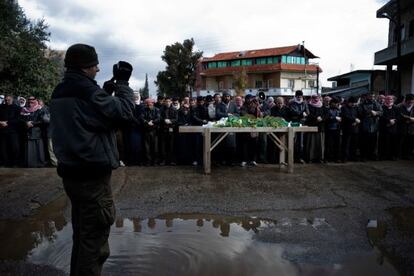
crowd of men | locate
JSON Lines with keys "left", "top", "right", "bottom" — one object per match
{"left": 0, "top": 95, "right": 54, "bottom": 168}
{"left": 117, "top": 90, "right": 414, "bottom": 167}
{"left": 1, "top": 90, "right": 414, "bottom": 168}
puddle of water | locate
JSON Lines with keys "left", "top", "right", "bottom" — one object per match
{"left": 0, "top": 195, "right": 68, "bottom": 260}
{"left": 0, "top": 201, "right": 403, "bottom": 276}
{"left": 388, "top": 207, "right": 414, "bottom": 234}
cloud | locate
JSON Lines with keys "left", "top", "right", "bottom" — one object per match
{"left": 20, "top": 0, "right": 389, "bottom": 96}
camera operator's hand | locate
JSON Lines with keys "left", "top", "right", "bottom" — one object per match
{"left": 113, "top": 61, "right": 133, "bottom": 82}
{"left": 103, "top": 78, "right": 116, "bottom": 94}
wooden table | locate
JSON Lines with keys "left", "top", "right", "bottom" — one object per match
{"left": 179, "top": 126, "right": 317, "bottom": 174}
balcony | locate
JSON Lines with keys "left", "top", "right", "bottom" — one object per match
{"left": 374, "top": 37, "right": 414, "bottom": 65}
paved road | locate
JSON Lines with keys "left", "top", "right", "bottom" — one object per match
{"left": 0, "top": 161, "right": 413, "bottom": 275}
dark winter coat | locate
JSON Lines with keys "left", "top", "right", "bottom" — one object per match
{"left": 140, "top": 107, "right": 161, "bottom": 130}
{"left": 289, "top": 101, "right": 309, "bottom": 123}
{"left": 270, "top": 106, "right": 290, "bottom": 120}
{"left": 0, "top": 104, "right": 21, "bottom": 134}
{"left": 50, "top": 69, "right": 134, "bottom": 178}
{"left": 160, "top": 105, "right": 178, "bottom": 131}
{"left": 380, "top": 105, "right": 399, "bottom": 134}
{"left": 306, "top": 105, "right": 327, "bottom": 132}
{"left": 191, "top": 105, "right": 208, "bottom": 126}
{"left": 177, "top": 110, "right": 192, "bottom": 126}
{"left": 358, "top": 100, "right": 383, "bottom": 133}
{"left": 341, "top": 104, "right": 360, "bottom": 134}
{"left": 215, "top": 102, "right": 228, "bottom": 120}
{"left": 398, "top": 104, "right": 414, "bottom": 135}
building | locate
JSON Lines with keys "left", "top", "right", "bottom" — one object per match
{"left": 195, "top": 45, "right": 322, "bottom": 97}
{"left": 374, "top": 0, "right": 414, "bottom": 96}
{"left": 325, "top": 70, "right": 398, "bottom": 98}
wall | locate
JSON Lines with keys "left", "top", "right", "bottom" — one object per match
{"left": 372, "top": 73, "right": 386, "bottom": 93}
{"left": 205, "top": 77, "right": 217, "bottom": 90}
{"left": 401, "top": 62, "right": 413, "bottom": 95}
{"left": 248, "top": 74, "right": 264, "bottom": 88}
{"left": 280, "top": 72, "right": 317, "bottom": 90}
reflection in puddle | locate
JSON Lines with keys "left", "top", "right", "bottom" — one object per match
{"left": 0, "top": 202, "right": 403, "bottom": 276}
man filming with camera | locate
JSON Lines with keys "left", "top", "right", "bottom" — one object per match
{"left": 50, "top": 43, "right": 134, "bottom": 276}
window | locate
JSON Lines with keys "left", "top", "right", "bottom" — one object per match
{"left": 255, "top": 80, "right": 263, "bottom": 88}
{"left": 255, "top": 58, "right": 267, "bottom": 65}
{"left": 231, "top": 60, "right": 241, "bottom": 67}
{"left": 217, "top": 61, "right": 227, "bottom": 68}
{"left": 273, "top": 57, "right": 279, "bottom": 63}
{"left": 218, "top": 81, "right": 224, "bottom": 89}
{"left": 267, "top": 57, "right": 273, "bottom": 64}
{"left": 288, "top": 79, "right": 294, "bottom": 89}
{"left": 208, "top": 62, "right": 217, "bottom": 68}
{"left": 308, "top": 80, "right": 315, "bottom": 88}
{"left": 301, "top": 57, "right": 306, "bottom": 64}
{"left": 266, "top": 80, "right": 273, "bottom": 88}
{"left": 281, "top": 56, "right": 287, "bottom": 63}
{"left": 287, "top": 56, "right": 293, "bottom": 64}
{"left": 241, "top": 59, "right": 252, "bottom": 66}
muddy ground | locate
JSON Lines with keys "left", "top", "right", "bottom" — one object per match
{"left": 0, "top": 161, "right": 413, "bottom": 275}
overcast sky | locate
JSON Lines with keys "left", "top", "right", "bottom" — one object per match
{"left": 19, "top": 0, "right": 390, "bottom": 97}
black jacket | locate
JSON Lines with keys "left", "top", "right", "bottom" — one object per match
{"left": 306, "top": 105, "right": 327, "bottom": 131}
{"left": 0, "top": 103, "right": 21, "bottom": 134}
{"left": 289, "top": 101, "right": 309, "bottom": 123}
{"left": 358, "top": 100, "right": 383, "bottom": 133}
{"left": 380, "top": 105, "right": 399, "bottom": 134}
{"left": 50, "top": 69, "right": 134, "bottom": 178}
{"left": 160, "top": 105, "right": 178, "bottom": 130}
{"left": 398, "top": 104, "right": 414, "bottom": 135}
{"left": 191, "top": 105, "right": 208, "bottom": 126}
{"left": 177, "top": 109, "right": 192, "bottom": 126}
{"left": 270, "top": 106, "right": 290, "bottom": 120}
{"left": 341, "top": 104, "right": 359, "bottom": 134}
{"left": 140, "top": 106, "right": 161, "bottom": 130}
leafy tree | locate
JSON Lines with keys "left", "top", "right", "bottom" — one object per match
{"left": 233, "top": 67, "right": 248, "bottom": 96}
{"left": 155, "top": 38, "right": 202, "bottom": 98}
{"left": 141, "top": 73, "right": 149, "bottom": 99}
{"left": 0, "top": 0, "right": 63, "bottom": 102}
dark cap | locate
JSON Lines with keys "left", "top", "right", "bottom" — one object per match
{"left": 64, "top": 43, "right": 99, "bottom": 69}
{"left": 245, "top": 94, "right": 254, "bottom": 100}
{"left": 330, "top": 96, "right": 340, "bottom": 104}
{"left": 196, "top": 96, "right": 204, "bottom": 102}
{"left": 295, "top": 90, "right": 303, "bottom": 97}
{"left": 406, "top": 94, "right": 414, "bottom": 101}
{"left": 222, "top": 91, "right": 230, "bottom": 97}
{"left": 348, "top": 96, "right": 357, "bottom": 103}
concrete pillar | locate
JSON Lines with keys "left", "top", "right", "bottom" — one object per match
{"left": 385, "top": 65, "right": 392, "bottom": 94}
{"left": 411, "top": 63, "right": 414, "bottom": 94}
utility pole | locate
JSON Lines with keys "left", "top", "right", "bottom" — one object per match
{"left": 303, "top": 41, "right": 307, "bottom": 89}
{"left": 316, "top": 65, "right": 320, "bottom": 95}
{"left": 396, "top": 0, "right": 401, "bottom": 97}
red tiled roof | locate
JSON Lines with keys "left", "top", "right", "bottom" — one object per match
{"left": 202, "top": 45, "right": 318, "bottom": 62}
{"left": 200, "top": 64, "right": 322, "bottom": 76}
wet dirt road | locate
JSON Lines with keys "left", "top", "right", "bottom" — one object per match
{"left": 0, "top": 161, "right": 413, "bottom": 275}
